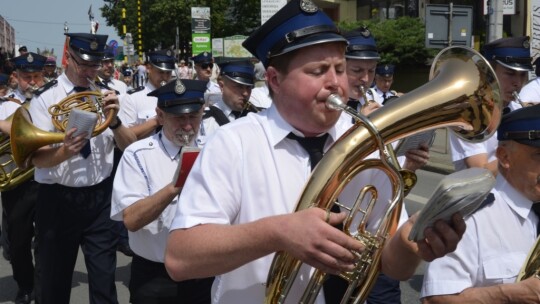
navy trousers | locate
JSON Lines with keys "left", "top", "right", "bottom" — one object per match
{"left": 36, "top": 177, "right": 118, "bottom": 304}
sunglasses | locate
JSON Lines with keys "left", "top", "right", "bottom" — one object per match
{"left": 200, "top": 62, "right": 214, "bottom": 70}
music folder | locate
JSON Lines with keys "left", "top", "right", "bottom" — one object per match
{"left": 172, "top": 146, "right": 201, "bottom": 188}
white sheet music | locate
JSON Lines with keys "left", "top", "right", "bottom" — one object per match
{"left": 65, "top": 108, "right": 98, "bottom": 139}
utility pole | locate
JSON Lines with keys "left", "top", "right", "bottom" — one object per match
{"left": 487, "top": 0, "right": 503, "bottom": 42}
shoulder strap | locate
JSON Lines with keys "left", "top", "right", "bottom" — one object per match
{"left": 34, "top": 79, "right": 58, "bottom": 96}
{"left": 203, "top": 106, "right": 231, "bottom": 126}
{"left": 127, "top": 86, "right": 145, "bottom": 95}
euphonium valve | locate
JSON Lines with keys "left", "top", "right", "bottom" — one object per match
{"left": 265, "top": 46, "right": 502, "bottom": 304}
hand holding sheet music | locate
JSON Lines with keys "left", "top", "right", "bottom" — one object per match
{"left": 395, "top": 130, "right": 436, "bottom": 157}
{"left": 65, "top": 108, "right": 98, "bottom": 139}
{"left": 172, "top": 147, "right": 201, "bottom": 188}
{"left": 408, "top": 168, "right": 495, "bottom": 242}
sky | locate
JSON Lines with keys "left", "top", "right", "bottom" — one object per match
{"left": 2, "top": 0, "right": 122, "bottom": 64}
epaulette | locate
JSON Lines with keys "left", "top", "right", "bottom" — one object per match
{"left": 7, "top": 93, "right": 15, "bottom": 98}
{"left": 127, "top": 86, "right": 144, "bottom": 95}
{"left": 474, "top": 193, "right": 495, "bottom": 213}
{"left": 34, "top": 79, "right": 58, "bottom": 96}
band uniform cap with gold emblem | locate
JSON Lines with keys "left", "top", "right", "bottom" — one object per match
{"left": 45, "top": 56, "right": 56, "bottom": 67}
{"left": 497, "top": 104, "right": 540, "bottom": 147}
{"left": 376, "top": 64, "right": 395, "bottom": 77}
{"left": 18, "top": 46, "right": 27, "bottom": 53}
{"left": 483, "top": 36, "right": 533, "bottom": 72}
{"left": 103, "top": 48, "right": 116, "bottom": 61}
{"left": 11, "top": 52, "right": 47, "bottom": 72}
{"left": 242, "top": 0, "right": 347, "bottom": 68}
{"left": 65, "top": 33, "right": 108, "bottom": 62}
{"left": 344, "top": 27, "right": 380, "bottom": 60}
{"left": 146, "top": 50, "right": 175, "bottom": 71}
{"left": 191, "top": 52, "right": 213, "bottom": 65}
{"left": 148, "top": 79, "right": 206, "bottom": 115}
{"left": 217, "top": 58, "right": 255, "bottom": 86}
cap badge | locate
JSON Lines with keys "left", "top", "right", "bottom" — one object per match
{"left": 166, "top": 50, "right": 172, "bottom": 57}
{"left": 523, "top": 39, "right": 530, "bottom": 49}
{"left": 203, "top": 52, "right": 208, "bottom": 57}
{"left": 27, "top": 53, "right": 34, "bottom": 63}
{"left": 175, "top": 79, "right": 186, "bottom": 94}
{"left": 90, "top": 40, "right": 98, "bottom": 51}
{"left": 384, "top": 65, "right": 389, "bottom": 71}
{"left": 300, "top": 0, "right": 318, "bottom": 13}
{"left": 360, "top": 27, "right": 371, "bottom": 38}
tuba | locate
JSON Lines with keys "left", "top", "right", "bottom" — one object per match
{"left": 11, "top": 81, "right": 116, "bottom": 169}
{"left": 265, "top": 46, "right": 502, "bottom": 304}
{"left": 517, "top": 237, "right": 540, "bottom": 281}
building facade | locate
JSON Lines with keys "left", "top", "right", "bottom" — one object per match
{"left": 0, "top": 15, "right": 15, "bottom": 55}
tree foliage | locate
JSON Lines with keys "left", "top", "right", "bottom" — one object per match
{"left": 339, "top": 17, "right": 436, "bottom": 66}
{"left": 100, "top": 0, "right": 261, "bottom": 53}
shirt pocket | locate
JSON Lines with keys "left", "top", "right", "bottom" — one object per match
{"left": 137, "top": 110, "right": 156, "bottom": 122}
{"left": 483, "top": 252, "right": 526, "bottom": 284}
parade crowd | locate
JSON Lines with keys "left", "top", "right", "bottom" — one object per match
{"left": 1, "top": 0, "right": 540, "bottom": 303}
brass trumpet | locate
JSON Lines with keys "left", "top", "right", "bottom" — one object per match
{"left": 265, "top": 46, "right": 502, "bottom": 304}
{"left": 512, "top": 91, "right": 535, "bottom": 108}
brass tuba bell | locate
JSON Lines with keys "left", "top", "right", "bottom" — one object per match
{"left": 265, "top": 46, "right": 502, "bottom": 304}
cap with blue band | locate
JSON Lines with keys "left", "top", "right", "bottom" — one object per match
{"left": 148, "top": 79, "right": 206, "bottom": 114}
{"left": 497, "top": 104, "right": 540, "bottom": 146}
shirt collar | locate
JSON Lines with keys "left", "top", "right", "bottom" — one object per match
{"left": 265, "top": 104, "right": 340, "bottom": 149}
{"left": 158, "top": 131, "right": 181, "bottom": 160}
{"left": 496, "top": 174, "right": 534, "bottom": 220}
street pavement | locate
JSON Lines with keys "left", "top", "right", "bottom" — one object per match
{"left": 0, "top": 128, "right": 454, "bottom": 303}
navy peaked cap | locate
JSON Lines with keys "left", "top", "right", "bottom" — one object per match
{"left": 11, "top": 52, "right": 47, "bottom": 72}
{"left": 148, "top": 79, "right": 206, "bottom": 114}
{"left": 483, "top": 36, "right": 532, "bottom": 72}
{"left": 498, "top": 104, "right": 540, "bottom": 146}
{"left": 66, "top": 33, "right": 108, "bottom": 62}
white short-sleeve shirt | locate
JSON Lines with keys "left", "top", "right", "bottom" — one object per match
{"left": 519, "top": 78, "right": 540, "bottom": 104}
{"left": 111, "top": 132, "right": 181, "bottom": 262}
{"left": 28, "top": 73, "right": 115, "bottom": 187}
{"left": 421, "top": 174, "right": 538, "bottom": 298}
{"left": 118, "top": 83, "right": 157, "bottom": 127}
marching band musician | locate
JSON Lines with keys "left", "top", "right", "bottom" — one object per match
{"left": 164, "top": 1, "right": 465, "bottom": 303}
{"left": 119, "top": 50, "right": 175, "bottom": 140}
{"left": 43, "top": 56, "right": 58, "bottom": 83}
{"left": 449, "top": 36, "right": 532, "bottom": 176}
{"left": 27, "top": 32, "right": 134, "bottom": 304}
{"left": 0, "top": 51, "right": 46, "bottom": 304}
{"left": 8, "top": 52, "right": 47, "bottom": 103}
{"left": 373, "top": 64, "right": 400, "bottom": 105}
{"left": 191, "top": 52, "right": 221, "bottom": 95}
{"left": 202, "top": 59, "right": 257, "bottom": 126}
{"left": 422, "top": 104, "right": 540, "bottom": 303}
{"left": 98, "top": 49, "right": 128, "bottom": 96}
{"left": 112, "top": 79, "right": 214, "bottom": 303}
{"left": 343, "top": 27, "right": 382, "bottom": 116}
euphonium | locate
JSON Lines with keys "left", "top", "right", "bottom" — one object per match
{"left": 11, "top": 81, "right": 116, "bottom": 169}
{"left": 265, "top": 46, "right": 502, "bottom": 304}
{"left": 517, "top": 237, "right": 540, "bottom": 281}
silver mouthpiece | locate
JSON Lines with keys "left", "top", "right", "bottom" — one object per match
{"left": 160, "top": 81, "right": 167, "bottom": 87}
{"left": 326, "top": 94, "right": 346, "bottom": 111}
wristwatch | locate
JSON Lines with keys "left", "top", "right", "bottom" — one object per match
{"left": 109, "top": 116, "right": 122, "bottom": 130}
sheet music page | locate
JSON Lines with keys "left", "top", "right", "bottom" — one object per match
{"left": 64, "top": 108, "right": 98, "bottom": 139}
{"left": 395, "top": 130, "right": 436, "bottom": 157}
{"left": 408, "top": 168, "right": 495, "bottom": 241}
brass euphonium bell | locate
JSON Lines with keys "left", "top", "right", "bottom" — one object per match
{"left": 265, "top": 46, "right": 502, "bottom": 304}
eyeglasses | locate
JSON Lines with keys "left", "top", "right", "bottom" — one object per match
{"left": 69, "top": 52, "right": 101, "bottom": 71}
{"left": 200, "top": 62, "right": 213, "bottom": 70}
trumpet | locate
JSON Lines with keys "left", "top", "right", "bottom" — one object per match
{"left": 512, "top": 91, "right": 535, "bottom": 108}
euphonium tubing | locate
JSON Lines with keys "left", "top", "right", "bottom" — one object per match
{"left": 265, "top": 46, "right": 502, "bottom": 304}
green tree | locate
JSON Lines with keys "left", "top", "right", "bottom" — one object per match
{"left": 100, "top": 0, "right": 260, "bottom": 54}
{"left": 339, "top": 17, "right": 436, "bottom": 66}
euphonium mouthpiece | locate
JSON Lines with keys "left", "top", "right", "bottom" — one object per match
{"left": 325, "top": 94, "right": 346, "bottom": 111}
